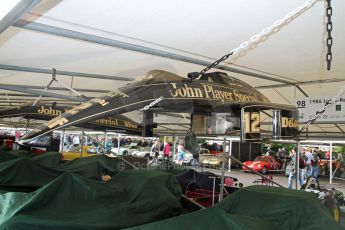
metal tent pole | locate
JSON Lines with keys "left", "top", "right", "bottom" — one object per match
{"left": 296, "top": 142, "right": 300, "bottom": 190}
{"left": 0, "top": 64, "right": 133, "bottom": 81}
{"left": 104, "top": 132, "right": 107, "bottom": 153}
{"left": 13, "top": 19, "right": 299, "bottom": 86}
{"left": 172, "top": 134, "right": 176, "bottom": 160}
{"left": 210, "top": 176, "right": 216, "bottom": 206}
{"left": 330, "top": 142, "right": 333, "bottom": 184}
{"left": 0, "top": 84, "right": 87, "bottom": 102}
{"left": 219, "top": 137, "right": 226, "bottom": 201}
{"left": 249, "top": 142, "right": 252, "bottom": 162}
{"left": 0, "top": 83, "right": 108, "bottom": 94}
{"left": 0, "top": 0, "right": 39, "bottom": 33}
{"left": 80, "top": 131, "right": 83, "bottom": 158}
{"left": 117, "top": 133, "right": 121, "bottom": 155}
{"left": 59, "top": 130, "right": 64, "bottom": 153}
{"left": 228, "top": 139, "right": 232, "bottom": 173}
{"left": 33, "top": 77, "right": 55, "bottom": 106}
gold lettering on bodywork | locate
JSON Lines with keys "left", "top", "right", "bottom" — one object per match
{"left": 109, "top": 89, "right": 129, "bottom": 98}
{"left": 65, "top": 102, "right": 93, "bottom": 115}
{"left": 203, "top": 85, "right": 212, "bottom": 98}
{"left": 37, "top": 106, "right": 62, "bottom": 116}
{"left": 281, "top": 117, "right": 299, "bottom": 128}
{"left": 46, "top": 117, "right": 69, "bottom": 129}
{"left": 169, "top": 83, "right": 179, "bottom": 97}
{"left": 91, "top": 98, "right": 109, "bottom": 106}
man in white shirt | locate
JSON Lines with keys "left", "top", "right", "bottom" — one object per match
{"left": 73, "top": 135, "right": 80, "bottom": 147}
{"left": 305, "top": 148, "right": 313, "bottom": 177}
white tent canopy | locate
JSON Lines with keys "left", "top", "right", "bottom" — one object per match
{"left": 0, "top": 0, "right": 344, "bottom": 138}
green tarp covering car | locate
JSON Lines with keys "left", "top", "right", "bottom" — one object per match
{"left": 0, "top": 170, "right": 182, "bottom": 229}
{"left": 1, "top": 149, "right": 342, "bottom": 229}
{"left": 0, "top": 150, "right": 30, "bottom": 163}
{"left": 0, "top": 150, "right": 62, "bottom": 167}
{"left": 127, "top": 185, "right": 343, "bottom": 230}
{"left": 0, "top": 152, "right": 133, "bottom": 192}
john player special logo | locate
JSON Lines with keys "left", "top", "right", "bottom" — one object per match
{"left": 169, "top": 83, "right": 261, "bottom": 103}
{"left": 37, "top": 106, "right": 64, "bottom": 116}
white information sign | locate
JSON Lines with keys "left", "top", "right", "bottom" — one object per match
{"left": 293, "top": 96, "right": 345, "bottom": 123}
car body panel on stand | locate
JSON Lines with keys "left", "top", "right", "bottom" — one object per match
{"left": 0, "top": 103, "right": 142, "bottom": 135}
{"left": 20, "top": 70, "right": 298, "bottom": 141}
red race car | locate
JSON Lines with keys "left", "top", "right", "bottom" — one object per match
{"left": 242, "top": 156, "right": 281, "bottom": 174}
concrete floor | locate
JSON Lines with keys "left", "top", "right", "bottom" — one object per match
{"left": 195, "top": 167, "right": 345, "bottom": 227}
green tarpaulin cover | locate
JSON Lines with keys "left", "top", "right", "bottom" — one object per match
{"left": 0, "top": 154, "right": 133, "bottom": 192}
{"left": 126, "top": 205, "right": 272, "bottom": 230}
{"left": 216, "top": 185, "right": 342, "bottom": 230}
{"left": 127, "top": 185, "right": 343, "bottom": 230}
{"left": 0, "top": 170, "right": 182, "bottom": 229}
{"left": 0, "top": 150, "right": 33, "bottom": 162}
{"left": 0, "top": 150, "right": 60, "bottom": 166}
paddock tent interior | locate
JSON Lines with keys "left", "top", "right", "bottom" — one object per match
{"left": 0, "top": 0, "right": 344, "bottom": 138}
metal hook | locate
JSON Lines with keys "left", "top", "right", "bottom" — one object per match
{"left": 52, "top": 68, "right": 57, "bottom": 80}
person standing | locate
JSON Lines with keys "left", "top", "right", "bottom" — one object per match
{"left": 151, "top": 141, "right": 160, "bottom": 164}
{"left": 192, "top": 149, "right": 199, "bottom": 167}
{"left": 177, "top": 141, "right": 186, "bottom": 165}
{"left": 276, "top": 148, "right": 283, "bottom": 164}
{"left": 305, "top": 148, "right": 313, "bottom": 177}
{"left": 72, "top": 135, "right": 80, "bottom": 147}
{"left": 288, "top": 147, "right": 297, "bottom": 189}
{"left": 311, "top": 151, "right": 319, "bottom": 178}
{"left": 299, "top": 148, "right": 307, "bottom": 186}
{"left": 163, "top": 141, "right": 171, "bottom": 160}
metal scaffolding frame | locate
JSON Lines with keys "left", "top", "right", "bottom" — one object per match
{"left": 13, "top": 19, "right": 308, "bottom": 91}
{"left": 0, "top": 5, "right": 341, "bottom": 141}
{"left": 0, "top": 0, "right": 39, "bottom": 33}
{"left": 0, "top": 84, "right": 88, "bottom": 102}
{"left": 0, "top": 84, "right": 108, "bottom": 94}
{"left": 0, "top": 64, "right": 133, "bottom": 81}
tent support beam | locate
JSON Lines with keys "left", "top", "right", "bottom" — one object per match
{"left": 13, "top": 20, "right": 302, "bottom": 88}
{"left": 256, "top": 78, "right": 345, "bottom": 90}
{"left": 157, "top": 123, "right": 190, "bottom": 126}
{"left": 155, "top": 112, "right": 191, "bottom": 120}
{"left": 0, "top": 64, "right": 133, "bottom": 81}
{"left": 335, "top": 124, "right": 345, "bottom": 133}
{"left": 0, "top": 84, "right": 88, "bottom": 102}
{"left": 295, "top": 85, "right": 308, "bottom": 97}
{"left": 0, "top": 84, "right": 108, "bottom": 94}
{"left": 0, "top": 0, "right": 39, "bottom": 33}
{"left": 158, "top": 125, "right": 174, "bottom": 131}
{"left": 0, "top": 100, "right": 79, "bottom": 104}
{"left": 273, "top": 89, "right": 291, "bottom": 104}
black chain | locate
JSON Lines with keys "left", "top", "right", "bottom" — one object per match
{"left": 299, "top": 98, "right": 333, "bottom": 133}
{"left": 299, "top": 0, "right": 335, "bottom": 133}
{"left": 187, "top": 52, "right": 234, "bottom": 79}
{"left": 326, "top": 0, "right": 333, "bottom": 71}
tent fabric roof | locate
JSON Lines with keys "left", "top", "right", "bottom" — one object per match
{"left": 0, "top": 0, "right": 344, "bottom": 137}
